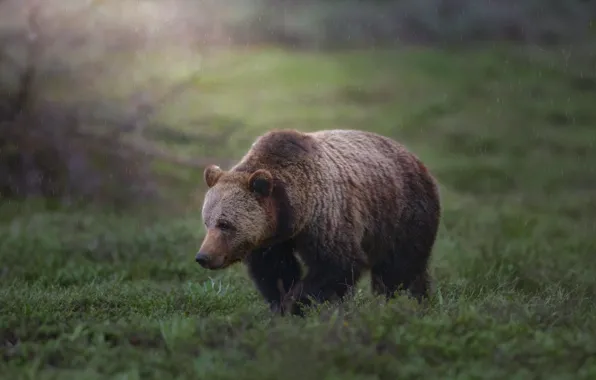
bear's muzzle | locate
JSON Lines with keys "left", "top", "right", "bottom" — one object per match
{"left": 195, "top": 229, "right": 229, "bottom": 269}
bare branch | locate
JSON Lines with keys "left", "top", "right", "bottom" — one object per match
{"left": 9, "top": 0, "right": 42, "bottom": 122}
{"left": 0, "top": 32, "right": 25, "bottom": 70}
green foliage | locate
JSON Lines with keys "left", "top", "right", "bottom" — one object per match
{"left": 1, "top": 45, "right": 596, "bottom": 378}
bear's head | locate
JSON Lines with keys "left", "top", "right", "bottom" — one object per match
{"left": 195, "top": 164, "right": 279, "bottom": 270}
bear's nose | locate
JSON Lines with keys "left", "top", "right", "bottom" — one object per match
{"left": 195, "top": 252, "right": 211, "bottom": 267}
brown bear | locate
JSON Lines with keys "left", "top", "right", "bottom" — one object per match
{"left": 195, "top": 128, "right": 441, "bottom": 316}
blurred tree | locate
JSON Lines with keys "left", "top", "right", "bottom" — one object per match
{"left": 0, "top": 0, "right": 205, "bottom": 208}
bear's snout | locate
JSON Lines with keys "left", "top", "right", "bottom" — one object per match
{"left": 195, "top": 250, "right": 226, "bottom": 269}
{"left": 195, "top": 252, "right": 211, "bottom": 267}
{"left": 196, "top": 229, "right": 229, "bottom": 270}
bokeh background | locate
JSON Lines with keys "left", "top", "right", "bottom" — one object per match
{"left": 1, "top": 0, "right": 596, "bottom": 378}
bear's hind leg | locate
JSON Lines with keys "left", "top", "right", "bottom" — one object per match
{"left": 371, "top": 201, "right": 438, "bottom": 303}
{"left": 244, "top": 240, "right": 302, "bottom": 313}
{"left": 371, "top": 263, "right": 431, "bottom": 302}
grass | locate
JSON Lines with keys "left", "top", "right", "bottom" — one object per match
{"left": 2, "top": 43, "right": 596, "bottom": 379}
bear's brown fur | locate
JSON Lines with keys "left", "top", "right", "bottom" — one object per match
{"left": 196, "top": 129, "right": 441, "bottom": 316}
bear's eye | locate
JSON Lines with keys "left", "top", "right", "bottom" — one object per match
{"left": 216, "top": 221, "right": 234, "bottom": 231}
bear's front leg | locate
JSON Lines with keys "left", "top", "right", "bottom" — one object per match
{"left": 281, "top": 259, "right": 363, "bottom": 317}
{"left": 243, "top": 240, "right": 302, "bottom": 314}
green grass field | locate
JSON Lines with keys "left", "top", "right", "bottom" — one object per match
{"left": 2, "top": 45, "right": 596, "bottom": 379}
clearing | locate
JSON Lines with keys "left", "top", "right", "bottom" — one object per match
{"left": 1, "top": 45, "right": 596, "bottom": 379}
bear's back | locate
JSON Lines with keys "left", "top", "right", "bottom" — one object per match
{"left": 306, "top": 129, "right": 418, "bottom": 178}
{"left": 235, "top": 128, "right": 426, "bottom": 188}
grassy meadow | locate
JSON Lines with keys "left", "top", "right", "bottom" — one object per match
{"left": 1, "top": 43, "right": 596, "bottom": 379}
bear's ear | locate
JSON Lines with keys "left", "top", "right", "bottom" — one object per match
{"left": 204, "top": 165, "right": 223, "bottom": 188}
{"left": 248, "top": 169, "right": 273, "bottom": 197}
